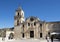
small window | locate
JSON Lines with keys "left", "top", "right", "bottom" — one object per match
{"left": 34, "top": 22, "right": 36, "bottom": 26}
{"left": 40, "top": 33, "right": 42, "bottom": 38}
{"left": 40, "top": 24, "right": 42, "bottom": 27}
{"left": 23, "top": 24, "right": 24, "bottom": 27}
{"left": 18, "top": 12, "right": 19, "bottom": 16}
{"left": 22, "top": 33, "right": 24, "bottom": 38}
{"left": 17, "top": 20, "right": 19, "bottom": 25}
{"left": 28, "top": 23, "right": 30, "bottom": 26}
{"left": 40, "top": 24, "right": 42, "bottom": 31}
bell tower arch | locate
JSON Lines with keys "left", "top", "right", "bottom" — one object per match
{"left": 14, "top": 6, "right": 25, "bottom": 26}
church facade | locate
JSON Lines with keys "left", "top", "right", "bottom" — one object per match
{"left": 14, "top": 7, "right": 60, "bottom": 39}
{"left": 14, "top": 7, "right": 47, "bottom": 39}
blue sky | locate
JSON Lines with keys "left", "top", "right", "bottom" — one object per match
{"left": 0, "top": 0, "right": 60, "bottom": 28}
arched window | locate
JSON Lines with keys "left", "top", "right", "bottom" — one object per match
{"left": 28, "top": 23, "right": 30, "bottom": 26}
{"left": 40, "top": 33, "right": 42, "bottom": 38}
{"left": 22, "top": 33, "right": 24, "bottom": 38}
{"left": 40, "top": 24, "right": 42, "bottom": 31}
{"left": 34, "top": 22, "right": 36, "bottom": 26}
{"left": 23, "top": 24, "right": 24, "bottom": 27}
{"left": 40, "top": 24, "right": 42, "bottom": 27}
{"left": 18, "top": 12, "right": 19, "bottom": 16}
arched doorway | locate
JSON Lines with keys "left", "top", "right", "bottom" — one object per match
{"left": 8, "top": 33, "right": 14, "bottom": 39}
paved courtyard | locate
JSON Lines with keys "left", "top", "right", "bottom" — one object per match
{"left": 1, "top": 38, "right": 47, "bottom": 42}
{"left": 0, "top": 37, "right": 60, "bottom": 42}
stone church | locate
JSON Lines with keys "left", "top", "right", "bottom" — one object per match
{"left": 14, "top": 7, "right": 60, "bottom": 39}
{"left": 0, "top": 6, "right": 60, "bottom": 40}
{"left": 14, "top": 7, "right": 47, "bottom": 39}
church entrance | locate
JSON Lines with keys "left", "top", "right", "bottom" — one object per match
{"left": 30, "top": 31, "right": 34, "bottom": 38}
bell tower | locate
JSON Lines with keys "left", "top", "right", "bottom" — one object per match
{"left": 14, "top": 6, "right": 25, "bottom": 26}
